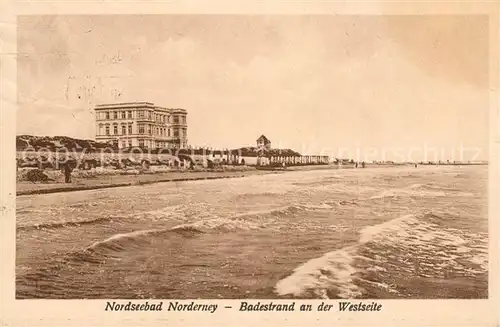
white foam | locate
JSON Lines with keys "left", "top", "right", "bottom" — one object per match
{"left": 275, "top": 247, "right": 363, "bottom": 299}
{"left": 470, "top": 253, "right": 488, "bottom": 270}
{"left": 359, "top": 213, "right": 488, "bottom": 278}
{"left": 455, "top": 246, "right": 469, "bottom": 253}
{"left": 408, "top": 183, "right": 424, "bottom": 189}
{"left": 456, "top": 192, "right": 475, "bottom": 197}
{"left": 170, "top": 217, "right": 264, "bottom": 232}
{"left": 366, "top": 266, "right": 387, "bottom": 272}
{"left": 359, "top": 215, "right": 418, "bottom": 244}
{"left": 300, "top": 203, "right": 333, "bottom": 210}
{"left": 359, "top": 279, "right": 399, "bottom": 294}
{"left": 370, "top": 185, "right": 446, "bottom": 200}
{"left": 131, "top": 204, "right": 191, "bottom": 222}
{"left": 88, "top": 229, "right": 160, "bottom": 249}
{"left": 233, "top": 206, "right": 295, "bottom": 218}
{"left": 275, "top": 211, "right": 488, "bottom": 298}
{"left": 327, "top": 224, "right": 350, "bottom": 232}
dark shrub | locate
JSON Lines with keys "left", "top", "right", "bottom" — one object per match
{"left": 26, "top": 169, "right": 53, "bottom": 183}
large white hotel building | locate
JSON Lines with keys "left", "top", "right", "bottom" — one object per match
{"left": 95, "top": 102, "right": 188, "bottom": 149}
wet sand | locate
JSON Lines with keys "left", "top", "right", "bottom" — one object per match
{"left": 16, "top": 163, "right": 464, "bottom": 196}
{"left": 16, "top": 169, "right": 280, "bottom": 195}
{"left": 16, "top": 163, "right": 362, "bottom": 196}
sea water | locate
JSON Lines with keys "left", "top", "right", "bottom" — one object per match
{"left": 16, "top": 165, "right": 488, "bottom": 299}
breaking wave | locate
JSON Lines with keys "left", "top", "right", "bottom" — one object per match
{"left": 73, "top": 201, "right": 350, "bottom": 261}
{"left": 166, "top": 205, "right": 306, "bottom": 232}
{"left": 275, "top": 212, "right": 488, "bottom": 299}
{"left": 369, "top": 182, "right": 475, "bottom": 200}
{"left": 84, "top": 226, "right": 205, "bottom": 257}
{"left": 17, "top": 216, "right": 116, "bottom": 231}
{"left": 67, "top": 205, "right": 306, "bottom": 260}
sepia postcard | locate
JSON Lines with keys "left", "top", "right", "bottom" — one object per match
{"left": 1, "top": 1, "right": 499, "bottom": 326}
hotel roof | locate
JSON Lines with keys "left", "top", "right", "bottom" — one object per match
{"left": 95, "top": 102, "right": 155, "bottom": 108}
{"left": 95, "top": 102, "right": 187, "bottom": 113}
{"left": 257, "top": 134, "right": 271, "bottom": 143}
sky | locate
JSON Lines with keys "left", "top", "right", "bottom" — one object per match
{"left": 17, "top": 15, "right": 489, "bottom": 161}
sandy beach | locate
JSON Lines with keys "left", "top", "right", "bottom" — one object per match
{"left": 17, "top": 163, "right": 367, "bottom": 195}
{"left": 17, "top": 163, "right": 464, "bottom": 196}
{"left": 16, "top": 168, "right": 277, "bottom": 196}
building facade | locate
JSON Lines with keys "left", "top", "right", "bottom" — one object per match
{"left": 95, "top": 102, "right": 188, "bottom": 149}
{"left": 256, "top": 135, "right": 271, "bottom": 150}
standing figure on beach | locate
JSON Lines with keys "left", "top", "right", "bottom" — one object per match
{"left": 64, "top": 162, "right": 73, "bottom": 183}
{"left": 362, "top": 161, "right": 365, "bottom": 168}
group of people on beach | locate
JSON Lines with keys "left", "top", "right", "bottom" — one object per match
{"left": 355, "top": 162, "right": 366, "bottom": 168}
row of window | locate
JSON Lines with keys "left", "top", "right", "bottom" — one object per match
{"left": 98, "top": 124, "right": 187, "bottom": 137}
{"left": 100, "top": 111, "right": 133, "bottom": 120}
{"left": 127, "top": 140, "right": 168, "bottom": 148}
{"left": 121, "top": 140, "right": 133, "bottom": 148}
{"left": 113, "top": 139, "right": 189, "bottom": 148}
{"left": 136, "top": 125, "right": 187, "bottom": 137}
{"left": 99, "top": 124, "right": 133, "bottom": 136}
{"left": 133, "top": 140, "right": 187, "bottom": 149}
{"left": 114, "top": 139, "right": 189, "bottom": 149}
{"left": 98, "top": 110, "right": 187, "bottom": 124}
